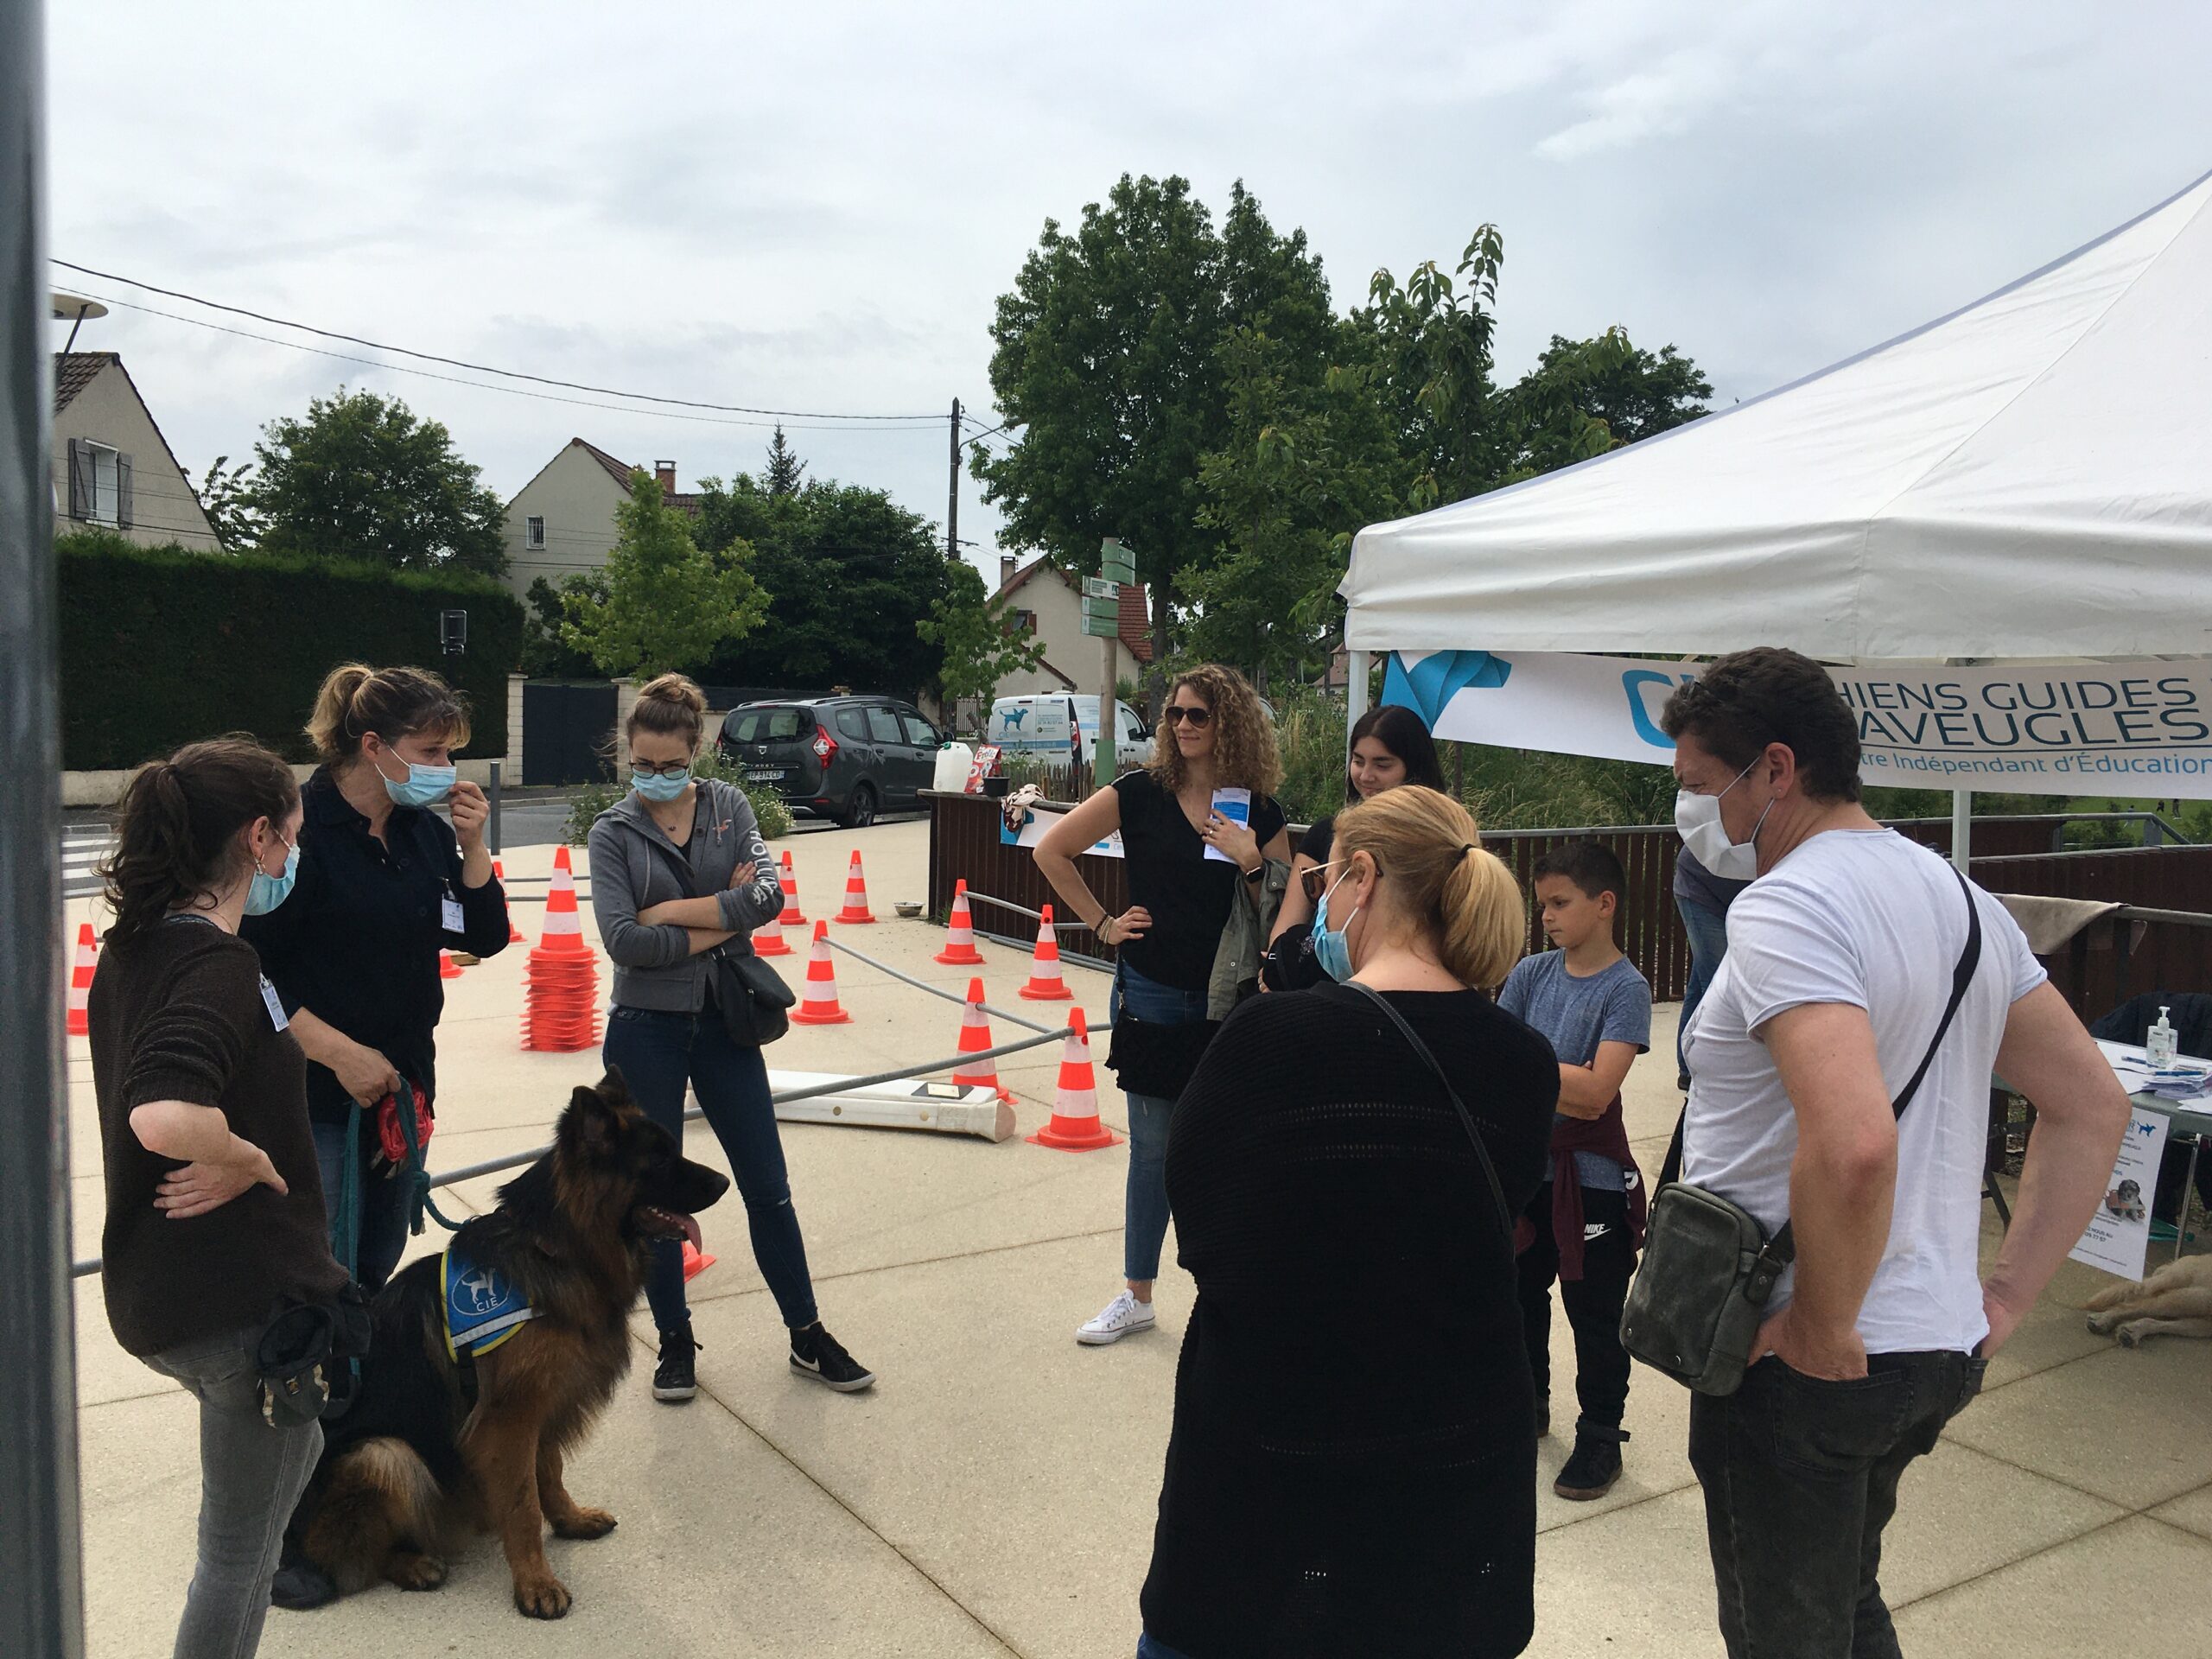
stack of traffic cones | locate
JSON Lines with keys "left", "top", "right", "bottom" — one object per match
{"left": 1028, "top": 1007, "right": 1118, "bottom": 1151}
{"left": 790, "top": 921, "right": 850, "bottom": 1025}
{"left": 67, "top": 922, "right": 98, "bottom": 1036}
{"left": 1018, "top": 905, "right": 1072, "bottom": 1001}
{"left": 835, "top": 850, "right": 876, "bottom": 923}
{"left": 950, "top": 978, "right": 1014, "bottom": 1103}
{"left": 935, "top": 879, "right": 984, "bottom": 965}
{"left": 779, "top": 850, "right": 806, "bottom": 926}
{"left": 495, "top": 860, "right": 526, "bottom": 944}
{"left": 521, "top": 845, "right": 601, "bottom": 1052}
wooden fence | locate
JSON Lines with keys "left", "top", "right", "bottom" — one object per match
{"left": 925, "top": 791, "right": 2212, "bottom": 1017}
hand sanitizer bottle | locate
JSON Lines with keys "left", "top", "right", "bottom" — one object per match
{"left": 2146, "top": 1006, "right": 2177, "bottom": 1068}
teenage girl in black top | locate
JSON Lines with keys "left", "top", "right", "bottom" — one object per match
{"left": 1262, "top": 702, "right": 1445, "bottom": 992}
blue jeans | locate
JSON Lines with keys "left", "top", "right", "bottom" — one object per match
{"left": 312, "top": 1117, "right": 410, "bottom": 1294}
{"left": 605, "top": 1003, "right": 819, "bottom": 1333}
{"left": 1112, "top": 963, "right": 1207, "bottom": 1284}
{"left": 1137, "top": 1634, "right": 1196, "bottom": 1659}
{"left": 1675, "top": 893, "right": 1732, "bottom": 1084}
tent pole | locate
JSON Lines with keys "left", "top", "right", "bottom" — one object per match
{"left": 1344, "top": 649, "right": 1370, "bottom": 760}
{"left": 1952, "top": 787, "right": 1972, "bottom": 874}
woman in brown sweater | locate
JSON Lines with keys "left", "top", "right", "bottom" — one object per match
{"left": 90, "top": 737, "right": 348, "bottom": 1659}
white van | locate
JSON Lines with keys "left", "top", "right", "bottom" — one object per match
{"left": 988, "top": 694, "right": 1153, "bottom": 775}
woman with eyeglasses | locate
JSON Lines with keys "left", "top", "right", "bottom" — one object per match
{"left": 588, "top": 673, "right": 874, "bottom": 1404}
{"left": 1263, "top": 703, "right": 1445, "bottom": 992}
{"left": 1135, "top": 785, "right": 1556, "bottom": 1659}
{"left": 1034, "top": 664, "right": 1294, "bottom": 1347}
{"left": 242, "top": 664, "right": 512, "bottom": 1303}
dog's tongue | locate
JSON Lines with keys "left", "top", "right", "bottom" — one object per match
{"left": 678, "top": 1211, "right": 702, "bottom": 1254}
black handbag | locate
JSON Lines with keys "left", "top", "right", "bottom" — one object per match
{"left": 1619, "top": 862, "right": 1982, "bottom": 1396}
{"left": 644, "top": 836, "right": 795, "bottom": 1048}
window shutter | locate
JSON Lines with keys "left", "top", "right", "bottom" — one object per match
{"left": 117, "top": 454, "right": 134, "bottom": 529}
{"left": 67, "top": 439, "right": 89, "bottom": 519}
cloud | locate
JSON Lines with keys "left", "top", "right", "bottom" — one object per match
{"left": 1534, "top": 47, "right": 1734, "bottom": 161}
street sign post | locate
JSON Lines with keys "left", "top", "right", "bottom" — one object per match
{"left": 1089, "top": 539, "right": 1135, "bottom": 793}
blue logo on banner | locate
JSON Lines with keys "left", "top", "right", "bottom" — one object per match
{"left": 1382, "top": 652, "right": 1514, "bottom": 728}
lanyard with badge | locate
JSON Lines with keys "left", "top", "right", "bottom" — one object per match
{"left": 440, "top": 881, "right": 465, "bottom": 934}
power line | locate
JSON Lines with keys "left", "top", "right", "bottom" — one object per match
{"left": 52, "top": 258, "right": 950, "bottom": 423}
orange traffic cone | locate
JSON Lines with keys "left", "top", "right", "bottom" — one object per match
{"left": 753, "top": 906, "right": 793, "bottom": 957}
{"left": 834, "top": 850, "right": 876, "bottom": 924}
{"left": 1018, "top": 904, "right": 1072, "bottom": 1001}
{"left": 439, "top": 949, "right": 463, "bottom": 979}
{"left": 67, "top": 922, "right": 97, "bottom": 1036}
{"left": 935, "top": 878, "right": 984, "bottom": 966}
{"left": 950, "top": 977, "right": 1014, "bottom": 1103}
{"left": 682, "top": 1240, "right": 717, "bottom": 1281}
{"left": 779, "top": 849, "right": 806, "bottom": 926}
{"left": 522, "top": 845, "right": 601, "bottom": 1052}
{"left": 1028, "top": 1007, "right": 1119, "bottom": 1151}
{"left": 494, "top": 859, "right": 525, "bottom": 944}
{"left": 791, "top": 921, "right": 850, "bottom": 1025}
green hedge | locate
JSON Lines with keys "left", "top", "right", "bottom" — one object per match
{"left": 59, "top": 532, "right": 525, "bottom": 771}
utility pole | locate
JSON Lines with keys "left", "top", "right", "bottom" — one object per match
{"left": 947, "top": 397, "right": 960, "bottom": 562}
{"left": 2, "top": 0, "right": 86, "bottom": 1650}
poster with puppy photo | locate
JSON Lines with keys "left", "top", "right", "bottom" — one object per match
{"left": 2068, "top": 1107, "right": 2171, "bottom": 1281}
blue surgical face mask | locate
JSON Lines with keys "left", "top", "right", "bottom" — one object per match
{"left": 374, "top": 749, "right": 456, "bottom": 808}
{"left": 245, "top": 842, "right": 299, "bottom": 916}
{"left": 1310, "top": 869, "right": 1363, "bottom": 983}
{"left": 632, "top": 767, "right": 691, "bottom": 803}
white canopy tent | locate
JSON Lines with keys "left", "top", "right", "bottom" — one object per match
{"left": 1339, "top": 168, "right": 2212, "bottom": 861}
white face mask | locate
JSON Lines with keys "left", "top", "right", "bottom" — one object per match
{"left": 1675, "top": 758, "right": 1772, "bottom": 880}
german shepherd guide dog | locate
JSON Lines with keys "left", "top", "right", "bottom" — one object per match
{"left": 296, "top": 1070, "right": 728, "bottom": 1618}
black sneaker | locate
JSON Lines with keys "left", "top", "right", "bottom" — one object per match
{"left": 1554, "top": 1422, "right": 1628, "bottom": 1500}
{"left": 652, "top": 1326, "right": 699, "bottom": 1402}
{"left": 270, "top": 1554, "right": 337, "bottom": 1611}
{"left": 790, "top": 1322, "right": 875, "bottom": 1393}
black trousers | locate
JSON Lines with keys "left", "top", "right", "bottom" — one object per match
{"left": 1516, "top": 1181, "right": 1633, "bottom": 1430}
{"left": 1688, "top": 1350, "right": 1986, "bottom": 1659}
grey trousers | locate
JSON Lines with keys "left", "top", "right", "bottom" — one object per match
{"left": 143, "top": 1329, "right": 323, "bottom": 1659}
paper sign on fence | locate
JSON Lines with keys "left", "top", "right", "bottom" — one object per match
{"left": 2068, "top": 1105, "right": 2171, "bottom": 1281}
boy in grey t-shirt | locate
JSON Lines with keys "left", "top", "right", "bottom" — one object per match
{"left": 1497, "top": 840, "right": 1651, "bottom": 1501}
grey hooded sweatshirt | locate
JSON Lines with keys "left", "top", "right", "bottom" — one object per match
{"left": 586, "top": 779, "right": 784, "bottom": 1013}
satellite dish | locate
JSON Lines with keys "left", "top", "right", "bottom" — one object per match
{"left": 49, "top": 292, "right": 106, "bottom": 321}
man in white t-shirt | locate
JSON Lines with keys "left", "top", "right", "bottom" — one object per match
{"left": 1662, "top": 649, "right": 2129, "bottom": 1659}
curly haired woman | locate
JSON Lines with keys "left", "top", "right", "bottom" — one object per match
{"left": 1035, "top": 664, "right": 1293, "bottom": 1346}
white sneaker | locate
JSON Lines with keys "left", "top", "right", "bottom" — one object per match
{"left": 1076, "top": 1289, "right": 1156, "bottom": 1345}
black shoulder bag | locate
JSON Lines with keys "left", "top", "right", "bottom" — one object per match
{"left": 1620, "top": 862, "right": 1982, "bottom": 1396}
{"left": 643, "top": 835, "right": 795, "bottom": 1047}
{"left": 1344, "top": 982, "right": 1516, "bottom": 1252}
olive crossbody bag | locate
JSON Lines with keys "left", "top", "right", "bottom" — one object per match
{"left": 1619, "top": 861, "right": 1982, "bottom": 1396}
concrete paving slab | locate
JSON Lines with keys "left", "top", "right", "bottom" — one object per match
{"left": 1888, "top": 1515, "right": 2212, "bottom": 1655}
{"left": 77, "top": 1360, "right": 1020, "bottom": 1659}
{"left": 1526, "top": 1486, "right": 1728, "bottom": 1658}
{"left": 1944, "top": 1340, "right": 2212, "bottom": 1509}
{"left": 2147, "top": 1480, "right": 2212, "bottom": 1541}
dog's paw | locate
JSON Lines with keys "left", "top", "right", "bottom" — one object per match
{"left": 512, "top": 1573, "right": 573, "bottom": 1620}
{"left": 2117, "top": 1323, "right": 2144, "bottom": 1350}
{"left": 552, "top": 1506, "right": 617, "bottom": 1541}
{"left": 385, "top": 1551, "right": 448, "bottom": 1592}
{"left": 2086, "top": 1311, "right": 2119, "bottom": 1335}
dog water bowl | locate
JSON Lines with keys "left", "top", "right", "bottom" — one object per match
{"left": 894, "top": 900, "right": 924, "bottom": 918}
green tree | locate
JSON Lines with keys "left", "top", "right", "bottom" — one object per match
{"left": 251, "top": 386, "right": 508, "bottom": 575}
{"left": 518, "top": 574, "right": 606, "bottom": 677}
{"left": 194, "top": 454, "right": 260, "bottom": 549}
{"left": 762, "top": 425, "right": 807, "bottom": 496}
{"left": 1491, "top": 330, "right": 1713, "bottom": 483}
{"left": 694, "top": 466, "right": 957, "bottom": 696}
{"left": 976, "top": 175, "right": 1333, "bottom": 696}
{"left": 561, "top": 474, "right": 767, "bottom": 677}
{"left": 915, "top": 559, "right": 1046, "bottom": 715}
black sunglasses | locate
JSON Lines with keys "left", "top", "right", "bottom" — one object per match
{"left": 1160, "top": 705, "right": 1213, "bottom": 728}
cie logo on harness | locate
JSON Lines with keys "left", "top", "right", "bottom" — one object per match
{"left": 442, "top": 1249, "right": 538, "bottom": 1360}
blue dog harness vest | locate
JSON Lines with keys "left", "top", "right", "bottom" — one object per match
{"left": 442, "top": 1248, "right": 537, "bottom": 1361}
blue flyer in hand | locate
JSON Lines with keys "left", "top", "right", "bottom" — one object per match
{"left": 1205, "top": 787, "right": 1252, "bottom": 862}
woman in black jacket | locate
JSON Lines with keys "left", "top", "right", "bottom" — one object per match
{"left": 242, "top": 663, "right": 511, "bottom": 1296}
{"left": 1139, "top": 785, "right": 1557, "bottom": 1659}
{"left": 91, "top": 738, "right": 350, "bottom": 1657}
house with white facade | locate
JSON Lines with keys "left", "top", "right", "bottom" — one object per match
{"left": 501, "top": 438, "right": 696, "bottom": 598}
{"left": 52, "top": 353, "right": 219, "bottom": 549}
{"left": 990, "top": 553, "right": 1154, "bottom": 698}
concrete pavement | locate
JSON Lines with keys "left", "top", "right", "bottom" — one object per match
{"left": 63, "top": 817, "right": 2211, "bottom": 1656}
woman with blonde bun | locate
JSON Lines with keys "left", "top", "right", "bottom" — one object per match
{"left": 588, "top": 673, "right": 874, "bottom": 1402}
{"left": 1135, "top": 785, "right": 1558, "bottom": 1659}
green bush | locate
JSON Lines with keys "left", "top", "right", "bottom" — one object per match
{"left": 563, "top": 744, "right": 791, "bottom": 848}
{"left": 58, "top": 531, "right": 524, "bottom": 771}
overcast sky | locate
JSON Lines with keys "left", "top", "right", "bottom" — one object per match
{"left": 47, "top": 1, "right": 2212, "bottom": 575}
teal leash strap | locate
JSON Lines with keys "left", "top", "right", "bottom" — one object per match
{"left": 331, "top": 1101, "right": 362, "bottom": 1279}
{"left": 394, "top": 1072, "right": 468, "bottom": 1236}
